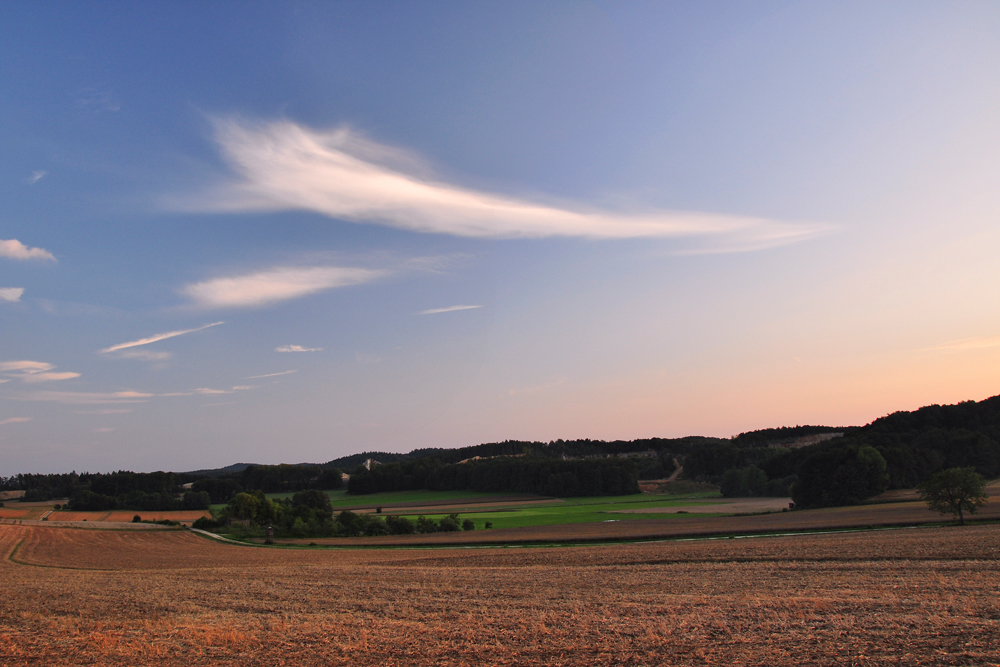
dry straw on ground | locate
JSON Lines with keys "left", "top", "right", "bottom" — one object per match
{"left": 2, "top": 523, "right": 999, "bottom": 666}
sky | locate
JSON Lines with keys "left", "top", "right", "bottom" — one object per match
{"left": 2, "top": 1, "right": 1000, "bottom": 475}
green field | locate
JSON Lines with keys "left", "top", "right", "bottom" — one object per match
{"left": 211, "top": 488, "right": 726, "bottom": 530}
{"left": 390, "top": 493, "right": 728, "bottom": 530}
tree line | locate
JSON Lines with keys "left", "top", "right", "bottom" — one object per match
{"left": 346, "top": 456, "right": 640, "bottom": 497}
{"left": 684, "top": 395, "right": 1000, "bottom": 507}
{"left": 197, "top": 489, "right": 478, "bottom": 539}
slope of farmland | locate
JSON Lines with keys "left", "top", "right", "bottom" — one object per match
{"left": 2, "top": 523, "right": 999, "bottom": 665}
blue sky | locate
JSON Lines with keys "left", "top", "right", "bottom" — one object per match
{"left": 3, "top": 1, "right": 1000, "bottom": 474}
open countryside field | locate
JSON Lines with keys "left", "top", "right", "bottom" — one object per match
{"left": 1, "top": 507, "right": 212, "bottom": 526}
{"left": 250, "top": 479, "right": 1000, "bottom": 545}
{"left": 2, "top": 522, "right": 999, "bottom": 665}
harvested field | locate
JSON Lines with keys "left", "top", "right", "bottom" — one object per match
{"left": 48, "top": 511, "right": 111, "bottom": 522}
{"left": 2, "top": 523, "right": 999, "bottom": 666}
{"left": 614, "top": 497, "right": 792, "bottom": 514}
{"left": 40, "top": 510, "right": 210, "bottom": 524}
{"left": 104, "top": 510, "right": 211, "bottom": 523}
{"left": 0, "top": 508, "right": 30, "bottom": 519}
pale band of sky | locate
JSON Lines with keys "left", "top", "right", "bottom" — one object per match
{"left": 100, "top": 321, "right": 224, "bottom": 353}
{"left": 184, "top": 266, "right": 382, "bottom": 308}
{"left": 0, "top": 239, "right": 56, "bottom": 261}
{"left": 183, "top": 119, "right": 830, "bottom": 248}
{"left": 0, "top": 417, "right": 33, "bottom": 426}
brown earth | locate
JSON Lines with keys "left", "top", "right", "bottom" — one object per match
{"left": 2, "top": 523, "right": 999, "bottom": 665}
{"left": 613, "top": 497, "right": 793, "bottom": 514}
{"left": 104, "top": 510, "right": 212, "bottom": 523}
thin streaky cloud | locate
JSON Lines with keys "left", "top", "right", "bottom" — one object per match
{"left": 0, "top": 360, "right": 79, "bottom": 383}
{"left": 926, "top": 335, "right": 1000, "bottom": 352}
{"left": 115, "top": 350, "right": 172, "bottom": 361}
{"left": 0, "top": 239, "right": 56, "bottom": 261}
{"left": 27, "top": 170, "right": 47, "bottom": 184}
{"left": 100, "top": 321, "right": 224, "bottom": 353}
{"left": 0, "top": 361, "right": 53, "bottom": 374}
{"left": 182, "top": 118, "right": 830, "bottom": 248}
{"left": 420, "top": 305, "right": 483, "bottom": 315}
{"left": 11, "top": 390, "right": 154, "bottom": 405}
{"left": 20, "top": 372, "right": 80, "bottom": 383}
{"left": 276, "top": 345, "right": 322, "bottom": 353}
{"left": 0, "top": 417, "right": 32, "bottom": 426}
{"left": 184, "top": 266, "right": 382, "bottom": 308}
{"left": 244, "top": 370, "right": 297, "bottom": 379}
{"left": 0, "top": 288, "right": 24, "bottom": 302}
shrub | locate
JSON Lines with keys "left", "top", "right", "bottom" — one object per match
{"left": 438, "top": 513, "right": 461, "bottom": 532}
{"left": 192, "top": 516, "right": 221, "bottom": 531}
{"left": 462, "top": 518, "right": 475, "bottom": 531}
{"left": 132, "top": 515, "right": 142, "bottom": 523}
{"left": 416, "top": 516, "right": 438, "bottom": 534}
{"left": 386, "top": 515, "right": 415, "bottom": 535}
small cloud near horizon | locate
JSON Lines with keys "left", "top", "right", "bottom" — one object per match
{"left": 276, "top": 345, "right": 322, "bottom": 353}
{"left": 0, "top": 417, "right": 33, "bottom": 426}
{"left": 420, "top": 305, "right": 483, "bottom": 315}
{"left": 0, "top": 239, "right": 56, "bottom": 261}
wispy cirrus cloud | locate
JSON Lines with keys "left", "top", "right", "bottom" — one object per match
{"left": 0, "top": 239, "right": 56, "bottom": 261}
{"left": 244, "top": 370, "right": 296, "bottom": 379}
{"left": 276, "top": 345, "right": 322, "bottom": 353}
{"left": 179, "top": 118, "right": 829, "bottom": 250}
{"left": 183, "top": 266, "right": 382, "bottom": 308}
{"left": 0, "top": 417, "right": 32, "bottom": 426}
{"left": 421, "top": 304, "right": 483, "bottom": 315}
{"left": 10, "top": 390, "right": 153, "bottom": 405}
{"left": 926, "top": 335, "right": 1000, "bottom": 352}
{"left": 0, "top": 360, "right": 80, "bottom": 383}
{"left": 0, "top": 288, "right": 24, "bottom": 303}
{"left": 100, "top": 321, "right": 224, "bottom": 353}
{"left": 27, "top": 170, "right": 47, "bottom": 185}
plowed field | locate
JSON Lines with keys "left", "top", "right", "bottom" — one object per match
{"left": 2, "top": 523, "right": 999, "bottom": 665}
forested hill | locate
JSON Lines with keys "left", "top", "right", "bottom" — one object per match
{"left": 324, "top": 436, "right": 726, "bottom": 470}
{"left": 685, "top": 395, "right": 1000, "bottom": 508}
{"left": 3, "top": 394, "right": 998, "bottom": 509}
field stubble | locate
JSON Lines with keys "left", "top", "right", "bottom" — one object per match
{"left": 2, "top": 524, "right": 999, "bottom": 666}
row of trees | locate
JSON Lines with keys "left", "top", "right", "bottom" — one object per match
{"left": 347, "top": 457, "right": 640, "bottom": 497}
{"left": 204, "top": 489, "right": 477, "bottom": 538}
{"left": 69, "top": 489, "right": 211, "bottom": 512}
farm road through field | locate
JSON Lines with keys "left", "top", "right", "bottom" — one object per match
{"left": 2, "top": 524, "right": 999, "bottom": 666}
